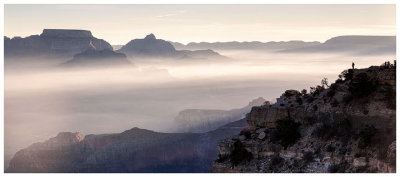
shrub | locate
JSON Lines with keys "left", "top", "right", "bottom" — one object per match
{"left": 326, "top": 144, "right": 335, "bottom": 152}
{"left": 342, "top": 94, "right": 353, "bottom": 104}
{"left": 312, "top": 117, "right": 352, "bottom": 142}
{"left": 321, "top": 78, "right": 329, "bottom": 88}
{"left": 216, "top": 154, "right": 228, "bottom": 163}
{"left": 340, "top": 69, "right": 353, "bottom": 81}
{"left": 269, "top": 154, "right": 284, "bottom": 171}
{"left": 264, "top": 101, "right": 271, "bottom": 106}
{"left": 383, "top": 85, "right": 396, "bottom": 110}
{"left": 296, "top": 97, "right": 303, "bottom": 105}
{"left": 272, "top": 119, "right": 301, "bottom": 149}
{"left": 301, "top": 89, "right": 307, "bottom": 95}
{"left": 335, "top": 79, "right": 344, "bottom": 84}
{"left": 303, "top": 151, "right": 314, "bottom": 163}
{"left": 305, "top": 116, "right": 317, "bottom": 125}
{"left": 331, "top": 99, "right": 339, "bottom": 107}
{"left": 229, "top": 140, "right": 253, "bottom": 165}
{"left": 327, "top": 83, "right": 338, "bottom": 98}
{"left": 312, "top": 105, "right": 318, "bottom": 112}
{"left": 358, "top": 125, "right": 377, "bottom": 149}
{"left": 348, "top": 73, "right": 378, "bottom": 98}
{"left": 328, "top": 162, "right": 348, "bottom": 173}
{"left": 311, "top": 85, "right": 325, "bottom": 96}
{"left": 306, "top": 96, "right": 315, "bottom": 103}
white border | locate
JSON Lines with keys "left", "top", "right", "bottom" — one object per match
{"left": 1, "top": 0, "right": 399, "bottom": 176}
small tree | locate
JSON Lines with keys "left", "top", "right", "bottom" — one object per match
{"left": 321, "top": 78, "right": 329, "bottom": 88}
{"left": 301, "top": 89, "right": 307, "bottom": 95}
{"left": 310, "top": 87, "right": 316, "bottom": 94}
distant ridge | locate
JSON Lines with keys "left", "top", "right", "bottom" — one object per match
{"left": 6, "top": 117, "right": 248, "bottom": 172}
{"left": 117, "top": 34, "right": 227, "bottom": 59}
{"left": 170, "top": 40, "right": 321, "bottom": 51}
{"left": 281, "top": 35, "right": 396, "bottom": 55}
{"left": 170, "top": 35, "right": 396, "bottom": 56}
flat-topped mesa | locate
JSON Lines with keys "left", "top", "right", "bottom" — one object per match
{"left": 5, "top": 29, "right": 112, "bottom": 58}
{"left": 40, "top": 29, "right": 93, "bottom": 38}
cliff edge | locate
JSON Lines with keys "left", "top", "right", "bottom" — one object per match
{"left": 211, "top": 62, "right": 396, "bottom": 173}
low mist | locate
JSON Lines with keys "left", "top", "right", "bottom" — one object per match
{"left": 4, "top": 50, "right": 394, "bottom": 166}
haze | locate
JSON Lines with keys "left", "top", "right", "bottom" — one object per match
{"left": 3, "top": 4, "right": 396, "bottom": 169}
{"left": 4, "top": 4, "right": 396, "bottom": 44}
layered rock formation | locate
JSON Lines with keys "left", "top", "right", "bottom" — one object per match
{"left": 211, "top": 63, "right": 396, "bottom": 173}
{"left": 5, "top": 29, "right": 112, "bottom": 58}
{"left": 6, "top": 118, "right": 248, "bottom": 172}
{"left": 175, "top": 97, "right": 266, "bottom": 133}
{"left": 118, "top": 34, "right": 226, "bottom": 59}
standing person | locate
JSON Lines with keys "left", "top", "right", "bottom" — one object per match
{"left": 352, "top": 62, "right": 355, "bottom": 70}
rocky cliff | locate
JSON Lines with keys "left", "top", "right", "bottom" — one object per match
{"left": 211, "top": 63, "right": 396, "bottom": 173}
{"left": 118, "top": 34, "right": 226, "bottom": 59}
{"left": 175, "top": 97, "right": 266, "bottom": 133}
{"left": 6, "top": 118, "right": 248, "bottom": 172}
{"left": 5, "top": 29, "right": 112, "bottom": 58}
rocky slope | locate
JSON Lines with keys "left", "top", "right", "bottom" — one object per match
{"left": 5, "top": 29, "right": 112, "bottom": 58}
{"left": 6, "top": 118, "right": 248, "bottom": 172}
{"left": 175, "top": 97, "right": 266, "bottom": 133}
{"left": 211, "top": 63, "right": 396, "bottom": 173}
{"left": 118, "top": 34, "right": 226, "bottom": 59}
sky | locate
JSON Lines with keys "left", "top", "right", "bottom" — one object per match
{"left": 4, "top": 4, "right": 396, "bottom": 45}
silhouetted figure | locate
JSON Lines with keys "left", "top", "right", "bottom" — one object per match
{"left": 352, "top": 62, "right": 355, "bottom": 70}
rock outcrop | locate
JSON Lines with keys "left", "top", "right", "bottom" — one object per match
{"left": 5, "top": 29, "right": 112, "bottom": 58}
{"left": 118, "top": 34, "right": 226, "bottom": 59}
{"left": 6, "top": 118, "right": 248, "bottom": 172}
{"left": 211, "top": 63, "right": 396, "bottom": 173}
{"left": 175, "top": 97, "right": 266, "bottom": 133}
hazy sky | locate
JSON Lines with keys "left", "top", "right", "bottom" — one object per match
{"left": 4, "top": 4, "right": 396, "bottom": 45}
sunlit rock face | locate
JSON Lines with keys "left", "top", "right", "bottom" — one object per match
{"left": 5, "top": 29, "right": 113, "bottom": 58}
{"left": 212, "top": 64, "right": 396, "bottom": 173}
